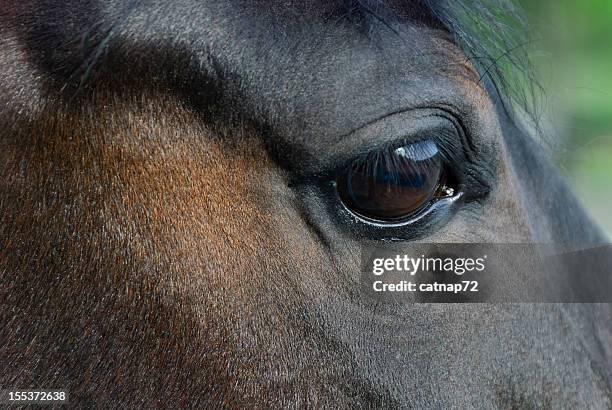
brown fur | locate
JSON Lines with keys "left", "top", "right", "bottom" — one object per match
{"left": 1, "top": 4, "right": 611, "bottom": 407}
{"left": 0, "top": 84, "right": 374, "bottom": 406}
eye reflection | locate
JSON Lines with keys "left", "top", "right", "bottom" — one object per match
{"left": 337, "top": 139, "right": 445, "bottom": 222}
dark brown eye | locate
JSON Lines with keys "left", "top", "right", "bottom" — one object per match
{"left": 337, "top": 139, "right": 449, "bottom": 222}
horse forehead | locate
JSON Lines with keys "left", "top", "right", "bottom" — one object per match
{"left": 7, "top": 0, "right": 478, "bottom": 151}
{"left": 88, "top": 0, "right": 470, "bottom": 149}
{"left": 183, "top": 2, "right": 479, "bottom": 151}
{"left": 10, "top": 0, "right": 480, "bottom": 149}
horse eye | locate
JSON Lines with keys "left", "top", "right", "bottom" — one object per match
{"left": 337, "top": 139, "right": 451, "bottom": 222}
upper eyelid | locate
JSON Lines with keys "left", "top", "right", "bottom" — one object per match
{"left": 306, "top": 108, "right": 465, "bottom": 178}
{"left": 349, "top": 128, "right": 458, "bottom": 168}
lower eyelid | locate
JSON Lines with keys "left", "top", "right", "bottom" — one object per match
{"left": 337, "top": 189, "right": 464, "bottom": 237}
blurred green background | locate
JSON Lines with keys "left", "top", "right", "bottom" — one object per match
{"left": 520, "top": 0, "right": 612, "bottom": 237}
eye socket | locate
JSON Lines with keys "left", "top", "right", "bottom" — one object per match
{"left": 336, "top": 139, "right": 453, "bottom": 223}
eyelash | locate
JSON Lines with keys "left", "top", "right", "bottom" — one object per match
{"left": 326, "top": 130, "right": 460, "bottom": 189}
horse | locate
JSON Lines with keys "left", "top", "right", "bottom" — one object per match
{"left": 1, "top": 0, "right": 610, "bottom": 407}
